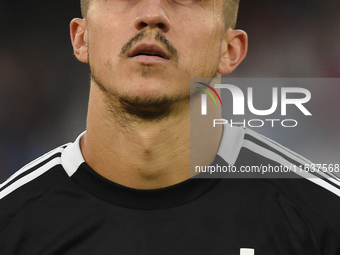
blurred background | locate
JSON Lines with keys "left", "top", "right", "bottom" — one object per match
{"left": 0, "top": 0, "right": 339, "bottom": 182}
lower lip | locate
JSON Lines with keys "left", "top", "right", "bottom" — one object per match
{"left": 130, "top": 55, "right": 169, "bottom": 64}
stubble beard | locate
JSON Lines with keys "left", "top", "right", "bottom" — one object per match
{"left": 89, "top": 63, "right": 219, "bottom": 127}
{"left": 87, "top": 30, "right": 219, "bottom": 125}
{"left": 90, "top": 67, "right": 188, "bottom": 124}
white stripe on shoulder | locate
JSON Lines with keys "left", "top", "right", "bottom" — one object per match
{"left": 243, "top": 139, "right": 340, "bottom": 197}
{"left": 0, "top": 145, "right": 68, "bottom": 190}
{"left": 245, "top": 129, "right": 340, "bottom": 183}
{"left": 0, "top": 145, "right": 69, "bottom": 199}
{"left": 244, "top": 129, "right": 340, "bottom": 182}
{"left": 248, "top": 131, "right": 340, "bottom": 180}
{"left": 0, "top": 157, "right": 62, "bottom": 200}
{"left": 245, "top": 128, "right": 313, "bottom": 164}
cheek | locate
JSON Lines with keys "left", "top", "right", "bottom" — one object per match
{"left": 176, "top": 19, "right": 224, "bottom": 75}
{"left": 88, "top": 20, "right": 125, "bottom": 61}
{"left": 180, "top": 38, "right": 222, "bottom": 78}
{"left": 88, "top": 33, "right": 120, "bottom": 76}
{"left": 104, "top": 59, "right": 113, "bottom": 69}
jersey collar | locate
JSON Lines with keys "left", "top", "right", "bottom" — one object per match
{"left": 60, "top": 124, "right": 245, "bottom": 177}
{"left": 61, "top": 131, "right": 86, "bottom": 176}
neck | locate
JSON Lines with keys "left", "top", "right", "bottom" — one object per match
{"left": 80, "top": 84, "right": 222, "bottom": 189}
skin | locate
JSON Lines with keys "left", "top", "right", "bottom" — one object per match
{"left": 70, "top": 0, "right": 248, "bottom": 189}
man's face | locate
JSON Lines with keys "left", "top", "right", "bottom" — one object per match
{"left": 85, "top": 0, "right": 226, "bottom": 104}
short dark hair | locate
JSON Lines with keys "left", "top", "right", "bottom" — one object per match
{"left": 225, "top": 0, "right": 240, "bottom": 29}
{"left": 80, "top": 0, "right": 89, "bottom": 18}
{"left": 80, "top": 0, "right": 240, "bottom": 29}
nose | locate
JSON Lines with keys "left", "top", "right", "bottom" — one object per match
{"left": 134, "top": 0, "right": 170, "bottom": 33}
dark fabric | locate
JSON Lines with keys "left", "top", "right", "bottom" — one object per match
{"left": 1, "top": 153, "right": 340, "bottom": 254}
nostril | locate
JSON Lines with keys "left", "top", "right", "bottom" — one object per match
{"left": 138, "top": 22, "right": 165, "bottom": 30}
{"left": 134, "top": 12, "right": 170, "bottom": 33}
{"left": 140, "top": 22, "right": 148, "bottom": 29}
{"left": 157, "top": 23, "right": 165, "bottom": 30}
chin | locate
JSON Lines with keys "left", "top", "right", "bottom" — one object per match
{"left": 118, "top": 92, "right": 181, "bottom": 121}
{"left": 120, "top": 83, "right": 181, "bottom": 100}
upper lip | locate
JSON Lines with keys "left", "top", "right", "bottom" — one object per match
{"left": 128, "top": 43, "right": 170, "bottom": 60}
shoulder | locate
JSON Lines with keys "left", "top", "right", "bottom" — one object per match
{"left": 217, "top": 125, "right": 340, "bottom": 198}
{"left": 0, "top": 144, "right": 71, "bottom": 230}
{"left": 240, "top": 127, "right": 340, "bottom": 198}
{"left": 0, "top": 145, "right": 69, "bottom": 199}
{"left": 217, "top": 125, "right": 340, "bottom": 249}
{"left": 233, "top": 127, "right": 340, "bottom": 240}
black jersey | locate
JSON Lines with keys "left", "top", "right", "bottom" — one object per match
{"left": 1, "top": 126, "right": 340, "bottom": 255}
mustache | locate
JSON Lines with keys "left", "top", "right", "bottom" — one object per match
{"left": 119, "top": 31, "right": 178, "bottom": 61}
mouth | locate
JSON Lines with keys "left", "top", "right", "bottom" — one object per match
{"left": 128, "top": 44, "right": 170, "bottom": 63}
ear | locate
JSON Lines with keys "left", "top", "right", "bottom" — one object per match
{"left": 70, "top": 18, "right": 88, "bottom": 64}
{"left": 217, "top": 29, "right": 248, "bottom": 75}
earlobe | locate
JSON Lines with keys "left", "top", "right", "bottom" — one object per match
{"left": 217, "top": 29, "right": 248, "bottom": 75}
{"left": 70, "top": 18, "right": 88, "bottom": 64}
